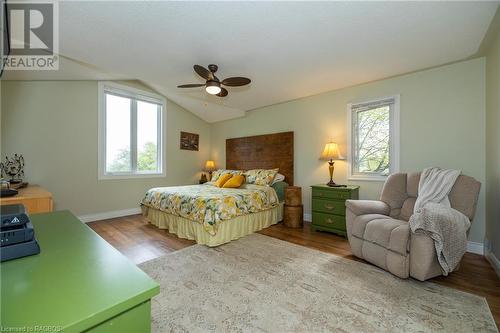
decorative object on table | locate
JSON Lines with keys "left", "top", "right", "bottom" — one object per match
{"left": 180, "top": 131, "right": 199, "bottom": 151}
{"left": 9, "top": 182, "right": 28, "bottom": 190}
{"left": 284, "top": 186, "right": 303, "bottom": 228}
{"left": 0, "top": 204, "right": 40, "bottom": 262}
{"left": 0, "top": 180, "right": 18, "bottom": 198}
{"left": 0, "top": 189, "right": 18, "bottom": 198}
{"left": 199, "top": 173, "right": 208, "bottom": 184}
{"left": 205, "top": 160, "right": 216, "bottom": 180}
{"left": 0, "top": 179, "right": 9, "bottom": 190}
{"left": 1, "top": 178, "right": 29, "bottom": 191}
{"left": 311, "top": 184, "right": 359, "bottom": 237}
{"left": 319, "top": 142, "right": 345, "bottom": 187}
{"left": 0, "top": 154, "right": 25, "bottom": 184}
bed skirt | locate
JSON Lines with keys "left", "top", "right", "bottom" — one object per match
{"left": 141, "top": 203, "right": 283, "bottom": 247}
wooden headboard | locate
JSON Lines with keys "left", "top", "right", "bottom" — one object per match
{"left": 226, "top": 131, "right": 294, "bottom": 185}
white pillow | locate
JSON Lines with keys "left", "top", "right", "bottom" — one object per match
{"left": 271, "top": 173, "right": 285, "bottom": 185}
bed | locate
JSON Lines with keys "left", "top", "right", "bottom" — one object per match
{"left": 141, "top": 131, "right": 294, "bottom": 246}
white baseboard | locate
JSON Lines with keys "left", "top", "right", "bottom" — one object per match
{"left": 466, "top": 241, "right": 484, "bottom": 255}
{"left": 485, "top": 249, "right": 500, "bottom": 278}
{"left": 78, "top": 207, "right": 142, "bottom": 223}
{"left": 304, "top": 212, "right": 483, "bottom": 254}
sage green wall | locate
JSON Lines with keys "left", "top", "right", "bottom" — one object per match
{"left": 0, "top": 59, "right": 489, "bottom": 245}
{"left": 1, "top": 81, "right": 211, "bottom": 216}
{"left": 211, "top": 58, "right": 486, "bottom": 244}
{"left": 485, "top": 10, "right": 500, "bottom": 259}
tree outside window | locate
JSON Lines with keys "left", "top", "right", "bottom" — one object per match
{"left": 349, "top": 96, "right": 399, "bottom": 180}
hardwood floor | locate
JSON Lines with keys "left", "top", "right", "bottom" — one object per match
{"left": 88, "top": 215, "right": 500, "bottom": 327}
{"left": 88, "top": 214, "right": 195, "bottom": 264}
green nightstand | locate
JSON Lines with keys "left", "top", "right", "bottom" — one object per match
{"left": 311, "top": 185, "right": 359, "bottom": 236}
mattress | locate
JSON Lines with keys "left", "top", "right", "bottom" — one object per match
{"left": 141, "top": 183, "right": 279, "bottom": 237}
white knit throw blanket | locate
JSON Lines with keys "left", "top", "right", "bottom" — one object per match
{"left": 409, "top": 167, "right": 470, "bottom": 275}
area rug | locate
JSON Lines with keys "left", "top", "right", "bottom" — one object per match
{"left": 139, "top": 234, "right": 497, "bottom": 333}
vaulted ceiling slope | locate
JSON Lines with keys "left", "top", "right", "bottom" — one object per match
{"left": 5, "top": 1, "right": 499, "bottom": 122}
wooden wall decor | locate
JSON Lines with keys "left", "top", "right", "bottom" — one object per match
{"left": 180, "top": 131, "right": 199, "bottom": 151}
{"left": 226, "top": 131, "right": 294, "bottom": 185}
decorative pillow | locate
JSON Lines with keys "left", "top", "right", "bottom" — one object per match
{"left": 214, "top": 173, "right": 233, "bottom": 187}
{"left": 271, "top": 173, "right": 286, "bottom": 185}
{"left": 211, "top": 169, "right": 243, "bottom": 182}
{"left": 244, "top": 168, "right": 279, "bottom": 186}
{"left": 210, "top": 169, "right": 225, "bottom": 182}
{"left": 222, "top": 175, "right": 246, "bottom": 188}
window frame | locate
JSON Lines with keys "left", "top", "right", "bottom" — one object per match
{"left": 347, "top": 95, "right": 400, "bottom": 182}
{"left": 98, "top": 81, "right": 166, "bottom": 180}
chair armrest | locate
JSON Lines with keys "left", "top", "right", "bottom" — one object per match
{"left": 345, "top": 200, "right": 390, "bottom": 216}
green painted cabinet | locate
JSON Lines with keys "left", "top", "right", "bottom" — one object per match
{"left": 311, "top": 185, "right": 359, "bottom": 236}
{"left": 1, "top": 210, "right": 159, "bottom": 333}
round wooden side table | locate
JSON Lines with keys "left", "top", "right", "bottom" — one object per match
{"left": 285, "top": 186, "right": 302, "bottom": 206}
{"left": 284, "top": 186, "right": 303, "bottom": 228}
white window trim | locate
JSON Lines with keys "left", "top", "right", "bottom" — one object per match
{"left": 347, "top": 95, "right": 400, "bottom": 182}
{"left": 98, "top": 81, "right": 167, "bottom": 180}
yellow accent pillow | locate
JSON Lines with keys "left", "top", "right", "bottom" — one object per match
{"left": 214, "top": 173, "right": 233, "bottom": 187}
{"left": 222, "top": 175, "right": 245, "bottom": 188}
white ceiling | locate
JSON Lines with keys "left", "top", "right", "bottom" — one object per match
{"left": 4, "top": 1, "right": 498, "bottom": 123}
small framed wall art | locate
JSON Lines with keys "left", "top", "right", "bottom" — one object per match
{"left": 180, "top": 131, "right": 199, "bottom": 151}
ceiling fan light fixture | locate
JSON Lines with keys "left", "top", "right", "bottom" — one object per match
{"left": 205, "top": 81, "right": 221, "bottom": 95}
{"left": 178, "top": 65, "right": 251, "bottom": 97}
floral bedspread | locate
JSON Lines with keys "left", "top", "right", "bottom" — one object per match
{"left": 141, "top": 184, "right": 279, "bottom": 236}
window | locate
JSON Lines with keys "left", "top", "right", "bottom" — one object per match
{"left": 98, "top": 82, "right": 165, "bottom": 179}
{"left": 347, "top": 96, "right": 399, "bottom": 181}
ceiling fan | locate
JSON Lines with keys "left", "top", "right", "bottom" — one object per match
{"left": 177, "top": 64, "right": 251, "bottom": 97}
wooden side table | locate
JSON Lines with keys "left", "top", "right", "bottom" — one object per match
{"left": 311, "top": 185, "right": 359, "bottom": 236}
{"left": 284, "top": 186, "right": 303, "bottom": 228}
{"left": 0, "top": 185, "right": 53, "bottom": 214}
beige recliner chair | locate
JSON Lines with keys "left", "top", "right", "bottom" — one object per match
{"left": 346, "top": 172, "right": 480, "bottom": 281}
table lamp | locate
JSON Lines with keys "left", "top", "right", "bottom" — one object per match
{"left": 205, "top": 160, "right": 216, "bottom": 180}
{"left": 320, "top": 142, "right": 345, "bottom": 187}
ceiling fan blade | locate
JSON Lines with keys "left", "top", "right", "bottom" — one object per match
{"left": 194, "top": 65, "right": 211, "bottom": 80}
{"left": 221, "top": 77, "right": 251, "bottom": 87}
{"left": 216, "top": 87, "right": 228, "bottom": 97}
{"left": 177, "top": 84, "right": 205, "bottom": 88}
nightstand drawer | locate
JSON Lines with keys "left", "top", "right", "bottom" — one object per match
{"left": 312, "top": 188, "right": 351, "bottom": 200}
{"left": 312, "top": 199, "right": 346, "bottom": 215}
{"left": 312, "top": 212, "right": 346, "bottom": 231}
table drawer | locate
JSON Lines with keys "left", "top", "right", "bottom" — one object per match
{"left": 312, "top": 212, "right": 346, "bottom": 231}
{"left": 312, "top": 188, "right": 351, "bottom": 200}
{"left": 312, "top": 199, "right": 346, "bottom": 216}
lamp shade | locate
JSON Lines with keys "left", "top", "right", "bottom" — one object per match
{"left": 320, "top": 142, "right": 344, "bottom": 161}
{"left": 205, "top": 160, "right": 216, "bottom": 171}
